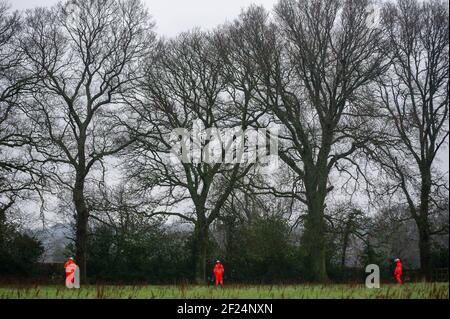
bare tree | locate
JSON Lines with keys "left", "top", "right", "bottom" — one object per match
{"left": 19, "top": 0, "right": 155, "bottom": 282}
{"left": 367, "top": 0, "right": 449, "bottom": 279}
{"left": 123, "top": 31, "right": 261, "bottom": 283}
{"left": 236, "top": 1, "right": 387, "bottom": 281}
{"left": 326, "top": 204, "right": 370, "bottom": 268}
{"left": 0, "top": 1, "right": 41, "bottom": 216}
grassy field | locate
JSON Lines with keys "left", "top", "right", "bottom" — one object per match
{"left": 0, "top": 282, "right": 448, "bottom": 299}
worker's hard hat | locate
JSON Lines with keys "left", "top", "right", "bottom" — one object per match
{"left": 394, "top": 258, "right": 400, "bottom": 262}
{"left": 216, "top": 260, "right": 220, "bottom": 263}
{"left": 69, "top": 257, "right": 74, "bottom": 260}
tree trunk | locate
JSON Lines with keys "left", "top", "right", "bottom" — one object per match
{"left": 73, "top": 173, "right": 88, "bottom": 284}
{"left": 416, "top": 170, "right": 432, "bottom": 281}
{"left": 0, "top": 206, "right": 6, "bottom": 251}
{"left": 341, "top": 215, "right": 355, "bottom": 268}
{"left": 303, "top": 207, "right": 328, "bottom": 282}
{"left": 341, "top": 232, "right": 349, "bottom": 268}
{"left": 193, "top": 220, "right": 209, "bottom": 284}
{"left": 300, "top": 132, "right": 332, "bottom": 282}
{"left": 303, "top": 164, "right": 329, "bottom": 282}
{"left": 418, "top": 225, "right": 431, "bottom": 281}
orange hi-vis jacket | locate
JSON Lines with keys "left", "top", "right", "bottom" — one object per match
{"left": 214, "top": 263, "right": 224, "bottom": 276}
{"left": 64, "top": 259, "right": 76, "bottom": 272}
{"left": 394, "top": 261, "right": 403, "bottom": 277}
{"left": 64, "top": 259, "right": 77, "bottom": 284}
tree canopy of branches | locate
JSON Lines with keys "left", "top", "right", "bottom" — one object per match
{"left": 19, "top": 0, "right": 155, "bottom": 282}
{"left": 0, "top": 1, "right": 40, "bottom": 212}
{"left": 367, "top": 0, "right": 449, "bottom": 279}
{"left": 225, "top": 0, "right": 387, "bottom": 281}
{"left": 123, "top": 30, "right": 265, "bottom": 283}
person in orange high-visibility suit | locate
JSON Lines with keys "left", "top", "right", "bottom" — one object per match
{"left": 64, "top": 257, "right": 77, "bottom": 286}
{"left": 394, "top": 258, "right": 403, "bottom": 284}
{"left": 213, "top": 260, "right": 224, "bottom": 286}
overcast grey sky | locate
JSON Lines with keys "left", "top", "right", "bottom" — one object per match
{"left": 10, "top": 0, "right": 279, "bottom": 37}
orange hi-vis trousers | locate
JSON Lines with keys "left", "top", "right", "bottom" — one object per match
{"left": 395, "top": 273, "right": 403, "bottom": 284}
{"left": 214, "top": 273, "right": 223, "bottom": 286}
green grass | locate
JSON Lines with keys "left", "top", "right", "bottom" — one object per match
{"left": 0, "top": 282, "right": 448, "bottom": 299}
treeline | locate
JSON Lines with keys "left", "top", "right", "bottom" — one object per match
{"left": 2, "top": 200, "right": 448, "bottom": 283}
{"left": 0, "top": 205, "right": 43, "bottom": 276}
{"left": 82, "top": 197, "right": 449, "bottom": 283}
{"left": 0, "top": 0, "right": 448, "bottom": 284}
